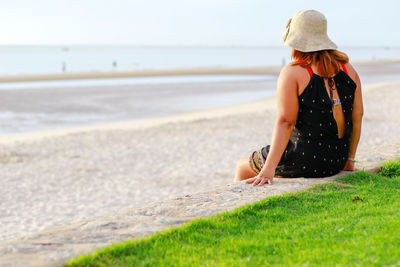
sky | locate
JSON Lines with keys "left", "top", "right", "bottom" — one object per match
{"left": 0, "top": 0, "right": 398, "bottom": 47}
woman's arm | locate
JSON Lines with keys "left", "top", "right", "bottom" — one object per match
{"left": 246, "top": 65, "right": 299, "bottom": 186}
{"left": 343, "top": 63, "right": 363, "bottom": 171}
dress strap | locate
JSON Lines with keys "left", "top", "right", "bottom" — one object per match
{"left": 305, "top": 65, "right": 313, "bottom": 78}
{"left": 294, "top": 60, "right": 313, "bottom": 78}
{"left": 340, "top": 63, "right": 348, "bottom": 74}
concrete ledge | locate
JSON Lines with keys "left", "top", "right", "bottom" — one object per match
{"left": 0, "top": 141, "right": 399, "bottom": 267}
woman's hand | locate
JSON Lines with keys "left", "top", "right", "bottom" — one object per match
{"left": 343, "top": 160, "right": 356, "bottom": 171}
{"left": 245, "top": 168, "right": 275, "bottom": 186}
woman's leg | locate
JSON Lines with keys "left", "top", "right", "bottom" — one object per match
{"left": 234, "top": 157, "right": 258, "bottom": 182}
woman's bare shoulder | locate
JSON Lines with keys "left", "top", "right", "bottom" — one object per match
{"left": 277, "top": 64, "right": 311, "bottom": 96}
{"left": 343, "top": 62, "right": 361, "bottom": 86}
{"left": 280, "top": 63, "right": 309, "bottom": 78}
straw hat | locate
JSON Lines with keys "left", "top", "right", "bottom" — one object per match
{"left": 282, "top": 9, "right": 337, "bottom": 52}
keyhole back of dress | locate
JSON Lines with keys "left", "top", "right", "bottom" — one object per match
{"left": 323, "top": 78, "right": 345, "bottom": 139}
{"left": 298, "top": 61, "right": 347, "bottom": 139}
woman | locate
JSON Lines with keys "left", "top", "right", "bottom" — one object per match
{"left": 234, "top": 9, "right": 363, "bottom": 186}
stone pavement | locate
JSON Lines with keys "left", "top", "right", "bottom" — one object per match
{"left": 1, "top": 141, "right": 399, "bottom": 267}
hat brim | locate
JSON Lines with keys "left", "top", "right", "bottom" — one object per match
{"left": 284, "top": 33, "right": 337, "bottom": 52}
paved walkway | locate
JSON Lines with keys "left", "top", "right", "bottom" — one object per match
{"left": 0, "top": 141, "right": 399, "bottom": 267}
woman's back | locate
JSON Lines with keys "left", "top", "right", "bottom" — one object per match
{"left": 235, "top": 9, "right": 363, "bottom": 185}
{"left": 295, "top": 61, "right": 356, "bottom": 138}
{"left": 268, "top": 62, "right": 357, "bottom": 177}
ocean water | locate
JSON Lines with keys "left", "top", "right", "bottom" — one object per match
{"left": 0, "top": 45, "right": 399, "bottom": 76}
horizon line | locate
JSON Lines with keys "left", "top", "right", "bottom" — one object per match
{"left": 0, "top": 44, "right": 399, "bottom": 49}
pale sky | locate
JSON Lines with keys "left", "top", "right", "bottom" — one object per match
{"left": 0, "top": 0, "right": 398, "bottom": 47}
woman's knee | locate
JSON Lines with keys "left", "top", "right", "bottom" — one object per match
{"left": 234, "top": 157, "right": 256, "bottom": 181}
{"left": 237, "top": 157, "right": 247, "bottom": 165}
{"left": 235, "top": 157, "right": 248, "bottom": 171}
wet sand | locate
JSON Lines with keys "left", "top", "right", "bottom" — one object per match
{"left": 0, "top": 77, "right": 278, "bottom": 135}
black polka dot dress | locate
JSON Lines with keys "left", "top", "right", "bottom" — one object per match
{"left": 257, "top": 64, "right": 357, "bottom": 178}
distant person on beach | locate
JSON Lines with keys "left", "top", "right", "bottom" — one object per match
{"left": 234, "top": 9, "right": 363, "bottom": 186}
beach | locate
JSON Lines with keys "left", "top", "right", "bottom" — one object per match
{"left": 1, "top": 61, "right": 400, "bottom": 242}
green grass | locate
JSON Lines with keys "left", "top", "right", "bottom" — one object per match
{"left": 379, "top": 158, "right": 400, "bottom": 178}
{"left": 66, "top": 159, "right": 400, "bottom": 266}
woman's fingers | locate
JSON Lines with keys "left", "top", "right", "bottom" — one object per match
{"left": 245, "top": 177, "right": 257, "bottom": 184}
{"left": 252, "top": 178, "right": 261, "bottom": 186}
{"left": 257, "top": 178, "right": 268, "bottom": 186}
{"left": 245, "top": 177, "right": 273, "bottom": 186}
{"left": 252, "top": 178, "right": 266, "bottom": 186}
{"left": 258, "top": 178, "right": 273, "bottom": 186}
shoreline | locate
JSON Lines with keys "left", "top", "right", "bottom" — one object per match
{"left": 1, "top": 59, "right": 400, "bottom": 83}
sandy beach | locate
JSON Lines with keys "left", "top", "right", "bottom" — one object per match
{"left": 1, "top": 62, "right": 400, "bottom": 242}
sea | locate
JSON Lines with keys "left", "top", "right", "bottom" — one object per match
{"left": 0, "top": 45, "right": 399, "bottom": 135}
